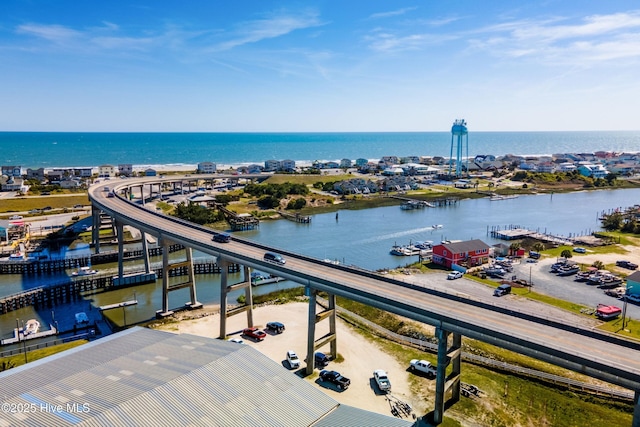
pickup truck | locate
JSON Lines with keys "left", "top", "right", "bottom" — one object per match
{"left": 409, "top": 359, "right": 437, "bottom": 378}
{"left": 242, "top": 327, "right": 266, "bottom": 342}
{"left": 373, "top": 369, "right": 391, "bottom": 392}
{"left": 319, "top": 370, "right": 351, "bottom": 390}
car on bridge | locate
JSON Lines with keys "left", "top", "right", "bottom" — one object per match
{"left": 242, "top": 327, "right": 266, "bottom": 342}
{"left": 264, "top": 252, "right": 286, "bottom": 265}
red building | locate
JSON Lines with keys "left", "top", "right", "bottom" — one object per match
{"left": 432, "top": 239, "right": 491, "bottom": 268}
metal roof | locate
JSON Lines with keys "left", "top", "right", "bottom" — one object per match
{"left": 0, "top": 328, "right": 414, "bottom": 427}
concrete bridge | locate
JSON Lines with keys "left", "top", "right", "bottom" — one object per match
{"left": 90, "top": 175, "right": 640, "bottom": 426}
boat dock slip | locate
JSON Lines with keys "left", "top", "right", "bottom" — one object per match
{"left": 0, "top": 324, "right": 58, "bottom": 345}
{"left": 490, "top": 228, "right": 534, "bottom": 240}
{"left": 99, "top": 300, "right": 138, "bottom": 311}
{"left": 489, "top": 226, "right": 576, "bottom": 246}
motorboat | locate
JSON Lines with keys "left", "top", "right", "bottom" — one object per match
{"left": 556, "top": 265, "right": 580, "bottom": 276}
{"left": 23, "top": 319, "right": 40, "bottom": 336}
{"left": 595, "top": 304, "right": 622, "bottom": 320}
{"left": 72, "top": 266, "right": 98, "bottom": 277}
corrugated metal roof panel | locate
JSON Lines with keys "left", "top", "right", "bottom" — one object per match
{"left": 313, "top": 405, "right": 416, "bottom": 427}
{"left": 0, "top": 328, "right": 411, "bottom": 427}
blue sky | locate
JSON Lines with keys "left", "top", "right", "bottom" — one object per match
{"left": 1, "top": 1, "right": 640, "bottom": 132}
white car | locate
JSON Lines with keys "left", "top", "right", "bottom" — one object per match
{"left": 573, "top": 247, "right": 586, "bottom": 253}
{"left": 227, "top": 337, "right": 244, "bottom": 344}
{"left": 286, "top": 350, "right": 300, "bottom": 369}
{"left": 447, "top": 271, "right": 463, "bottom": 280}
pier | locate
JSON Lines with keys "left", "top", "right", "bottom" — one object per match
{"left": 278, "top": 210, "right": 311, "bottom": 223}
{"left": 218, "top": 205, "right": 259, "bottom": 230}
{"left": 0, "top": 260, "right": 241, "bottom": 315}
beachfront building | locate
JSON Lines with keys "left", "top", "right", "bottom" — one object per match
{"left": 1, "top": 166, "right": 21, "bottom": 177}
{"left": 333, "top": 178, "right": 378, "bottom": 195}
{"left": 264, "top": 160, "right": 280, "bottom": 172}
{"left": 339, "top": 158, "right": 352, "bottom": 168}
{"left": 118, "top": 164, "right": 133, "bottom": 177}
{"left": 432, "top": 239, "right": 491, "bottom": 269}
{"left": 557, "top": 162, "right": 577, "bottom": 173}
{"left": 26, "top": 167, "right": 46, "bottom": 182}
{"left": 98, "top": 164, "right": 116, "bottom": 178}
{"left": 0, "top": 176, "right": 26, "bottom": 192}
{"left": 237, "top": 164, "right": 263, "bottom": 174}
{"left": 198, "top": 162, "right": 217, "bottom": 174}
{"left": 355, "top": 158, "right": 369, "bottom": 167}
{"left": 578, "top": 163, "right": 609, "bottom": 178}
{"left": 144, "top": 168, "right": 157, "bottom": 177}
{"left": 60, "top": 178, "right": 82, "bottom": 189}
{"left": 281, "top": 159, "right": 296, "bottom": 171}
{"left": 380, "top": 156, "right": 399, "bottom": 166}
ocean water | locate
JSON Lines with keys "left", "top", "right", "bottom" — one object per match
{"left": 2, "top": 131, "right": 640, "bottom": 169}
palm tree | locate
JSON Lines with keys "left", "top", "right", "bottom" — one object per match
{"left": 509, "top": 242, "right": 521, "bottom": 257}
{"left": 532, "top": 242, "right": 545, "bottom": 253}
{"left": 592, "top": 260, "right": 605, "bottom": 270}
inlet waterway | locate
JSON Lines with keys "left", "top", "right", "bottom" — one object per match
{"left": 1, "top": 188, "right": 639, "bottom": 339}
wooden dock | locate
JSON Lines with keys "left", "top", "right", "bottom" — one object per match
{"left": 278, "top": 211, "right": 311, "bottom": 223}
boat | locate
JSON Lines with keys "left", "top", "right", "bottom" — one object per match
{"left": 432, "top": 224, "right": 443, "bottom": 229}
{"left": 390, "top": 243, "right": 432, "bottom": 257}
{"left": 596, "top": 274, "right": 623, "bottom": 289}
{"left": 556, "top": 265, "right": 580, "bottom": 276}
{"left": 400, "top": 200, "right": 427, "bottom": 210}
{"left": 574, "top": 271, "right": 593, "bottom": 282}
{"left": 71, "top": 266, "right": 98, "bottom": 277}
{"left": 250, "top": 272, "right": 283, "bottom": 286}
{"left": 595, "top": 304, "right": 622, "bottom": 320}
{"left": 23, "top": 319, "right": 40, "bottom": 336}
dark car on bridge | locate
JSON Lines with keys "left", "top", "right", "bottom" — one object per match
{"left": 264, "top": 252, "right": 286, "bottom": 265}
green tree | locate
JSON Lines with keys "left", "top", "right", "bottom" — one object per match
{"left": 172, "top": 202, "right": 216, "bottom": 225}
{"left": 532, "top": 242, "right": 545, "bottom": 253}
{"left": 560, "top": 249, "right": 573, "bottom": 259}
{"left": 592, "top": 260, "right": 605, "bottom": 270}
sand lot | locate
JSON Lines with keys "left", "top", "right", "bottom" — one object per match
{"left": 157, "top": 301, "right": 424, "bottom": 418}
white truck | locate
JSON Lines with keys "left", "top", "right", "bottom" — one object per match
{"left": 373, "top": 369, "right": 391, "bottom": 392}
{"left": 409, "top": 359, "right": 437, "bottom": 378}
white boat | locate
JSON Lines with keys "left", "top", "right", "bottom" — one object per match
{"left": 490, "top": 194, "right": 519, "bottom": 201}
{"left": 432, "top": 224, "right": 443, "bottom": 229}
{"left": 23, "top": 319, "right": 40, "bottom": 336}
{"left": 251, "top": 272, "right": 283, "bottom": 286}
{"left": 72, "top": 266, "right": 98, "bottom": 277}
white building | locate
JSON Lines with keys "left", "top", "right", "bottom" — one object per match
{"left": 198, "top": 162, "right": 217, "bottom": 174}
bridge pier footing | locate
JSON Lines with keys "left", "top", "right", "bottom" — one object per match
{"left": 633, "top": 390, "right": 640, "bottom": 427}
{"left": 432, "top": 327, "right": 462, "bottom": 425}
{"left": 219, "top": 262, "right": 253, "bottom": 339}
{"left": 305, "top": 290, "right": 337, "bottom": 376}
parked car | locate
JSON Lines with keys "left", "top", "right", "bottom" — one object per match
{"left": 494, "top": 284, "right": 512, "bottom": 297}
{"left": 447, "top": 271, "right": 463, "bottom": 280}
{"left": 42, "top": 206, "right": 52, "bottom": 211}
{"left": 319, "top": 370, "right": 351, "bottom": 390}
{"left": 286, "top": 350, "right": 300, "bottom": 369}
{"left": 227, "top": 337, "right": 244, "bottom": 344}
{"left": 263, "top": 252, "right": 286, "bottom": 265}
{"left": 616, "top": 260, "right": 638, "bottom": 270}
{"left": 8, "top": 215, "right": 23, "bottom": 220}
{"left": 408, "top": 359, "right": 437, "bottom": 378}
{"left": 373, "top": 369, "right": 391, "bottom": 392}
{"left": 266, "top": 321, "right": 285, "bottom": 334}
{"left": 242, "top": 327, "right": 266, "bottom": 341}
{"left": 573, "top": 247, "right": 586, "bottom": 253}
{"left": 314, "top": 352, "right": 330, "bottom": 368}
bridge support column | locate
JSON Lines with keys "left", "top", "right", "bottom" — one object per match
{"left": 432, "top": 327, "right": 462, "bottom": 426}
{"left": 115, "top": 220, "right": 124, "bottom": 281}
{"left": 305, "top": 289, "right": 317, "bottom": 375}
{"left": 633, "top": 390, "right": 640, "bottom": 427}
{"left": 305, "top": 290, "right": 338, "bottom": 375}
{"left": 91, "top": 207, "right": 101, "bottom": 254}
{"left": 140, "top": 232, "right": 151, "bottom": 274}
{"left": 156, "top": 237, "right": 173, "bottom": 318}
{"left": 184, "top": 247, "right": 202, "bottom": 310}
{"left": 219, "top": 261, "right": 253, "bottom": 339}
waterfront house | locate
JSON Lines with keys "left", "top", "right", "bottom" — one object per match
{"left": 26, "top": 167, "right": 46, "bottom": 182}
{"left": 380, "top": 155, "right": 399, "bottom": 166}
{"left": 401, "top": 156, "right": 420, "bottom": 164}
{"left": 264, "top": 159, "right": 280, "bottom": 172}
{"left": 197, "top": 161, "right": 217, "bottom": 174}
{"left": 626, "top": 271, "right": 640, "bottom": 296}
{"left": 1, "top": 165, "right": 21, "bottom": 177}
{"left": 144, "top": 168, "right": 157, "bottom": 177}
{"left": 578, "top": 163, "right": 609, "bottom": 178}
{"left": 339, "top": 158, "right": 352, "bottom": 168}
{"left": 98, "top": 164, "right": 116, "bottom": 178}
{"left": 281, "top": 159, "right": 296, "bottom": 171}
{"left": 355, "top": 158, "right": 369, "bottom": 167}
{"left": 118, "top": 164, "right": 133, "bottom": 176}
{"left": 60, "top": 178, "right": 82, "bottom": 189}
{"left": 432, "top": 239, "right": 491, "bottom": 268}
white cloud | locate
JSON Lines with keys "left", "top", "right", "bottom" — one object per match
{"left": 368, "top": 7, "right": 418, "bottom": 20}
{"left": 213, "top": 11, "right": 324, "bottom": 51}
{"left": 16, "top": 23, "right": 81, "bottom": 43}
